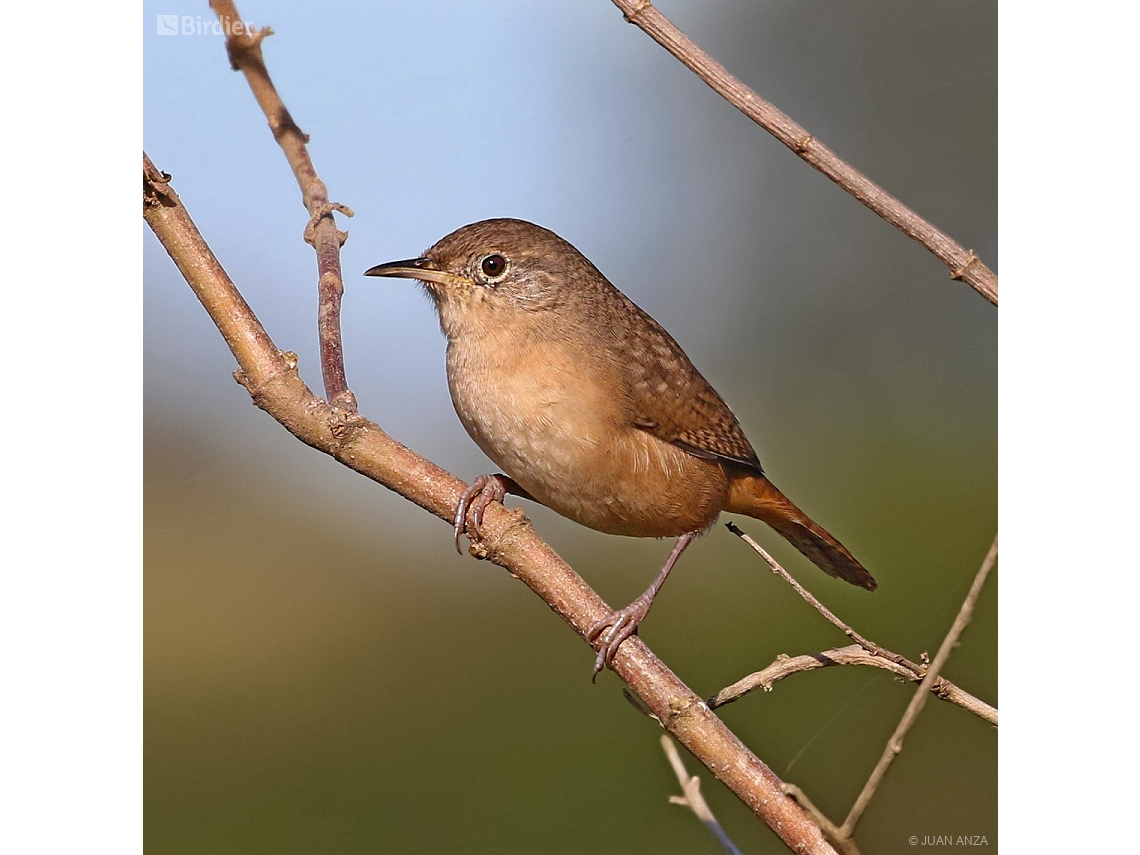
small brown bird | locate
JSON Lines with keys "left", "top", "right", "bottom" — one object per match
{"left": 366, "top": 218, "right": 875, "bottom": 675}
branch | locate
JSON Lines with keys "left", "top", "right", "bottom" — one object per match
{"left": 209, "top": 0, "right": 356, "bottom": 411}
{"left": 142, "top": 152, "right": 839, "bottom": 855}
{"left": 609, "top": 0, "right": 997, "bottom": 306}
{"left": 722, "top": 523, "right": 997, "bottom": 726}
{"left": 726, "top": 523, "right": 920, "bottom": 672}
{"left": 839, "top": 535, "right": 998, "bottom": 837}
{"left": 660, "top": 736, "right": 744, "bottom": 855}
{"left": 708, "top": 645, "right": 997, "bottom": 727}
{"left": 782, "top": 785, "right": 861, "bottom": 855}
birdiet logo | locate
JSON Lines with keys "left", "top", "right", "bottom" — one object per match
{"left": 156, "top": 15, "right": 255, "bottom": 36}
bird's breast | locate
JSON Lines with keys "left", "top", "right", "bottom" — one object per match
{"left": 445, "top": 334, "right": 726, "bottom": 537}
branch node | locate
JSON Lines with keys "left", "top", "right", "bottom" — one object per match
{"left": 623, "top": 0, "right": 653, "bottom": 24}
{"left": 266, "top": 106, "right": 307, "bottom": 144}
{"left": 222, "top": 21, "right": 274, "bottom": 71}
{"left": 793, "top": 133, "right": 814, "bottom": 153}
{"left": 232, "top": 350, "right": 299, "bottom": 398}
{"left": 329, "top": 390, "right": 358, "bottom": 412}
{"left": 143, "top": 171, "right": 176, "bottom": 209}
{"left": 949, "top": 249, "right": 979, "bottom": 281}
{"left": 303, "top": 202, "right": 354, "bottom": 247}
{"left": 665, "top": 693, "right": 707, "bottom": 724}
{"left": 327, "top": 408, "right": 352, "bottom": 440}
{"left": 476, "top": 508, "right": 535, "bottom": 565}
{"left": 317, "top": 270, "right": 342, "bottom": 294}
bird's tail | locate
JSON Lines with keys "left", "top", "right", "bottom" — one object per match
{"left": 724, "top": 473, "right": 877, "bottom": 591}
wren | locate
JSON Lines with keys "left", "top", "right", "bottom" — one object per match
{"left": 365, "top": 218, "right": 875, "bottom": 676}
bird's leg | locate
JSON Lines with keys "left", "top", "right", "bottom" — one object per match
{"left": 453, "top": 474, "right": 527, "bottom": 553}
{"left": 587, "top": 530, "right": 699, "bottom": 679}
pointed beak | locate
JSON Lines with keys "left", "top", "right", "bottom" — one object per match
{"left": 364, "top": 257, "right": 471, "bottom": 289}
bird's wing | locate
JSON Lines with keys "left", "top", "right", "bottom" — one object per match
{"left": 617, "top": 300, "right": 763, "bottom": 474}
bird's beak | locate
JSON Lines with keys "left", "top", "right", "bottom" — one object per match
{"left": 364, "top": 257, "right": 471, "bottom": 289}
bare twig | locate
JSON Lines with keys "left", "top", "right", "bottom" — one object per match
{"left": 722, "top": 523, "right": 996, "bottom": 725}
{"left": 609, "top": 0, "right": 998, "bottom": 306}
{"left": 709, "top": 645, "right": 997, "bottom": 727}
{"left": 782, "top": 785, "right": 861, "bottom": 855}
{"left": 143, "top": 152, "right": 839, "bottom": 855}
{"left": 724, "top": 520, "right": 997, "bottom": 844}
{"left": 726, "top": 523, "right": 922, "bottom": 674}
{"left": 209, "top": 0, "right": 357, "bottom": 411}
{"left": 838, "top": 535, "right": 998, "bottom": 837}
{"left": 660, "top": 736, "right": 744, "bottom": 855}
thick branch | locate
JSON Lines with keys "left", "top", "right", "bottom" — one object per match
{"left": 609, "top": 0, "right": 997, "bottom": 306}
{"left": 209, "top": 0, "right": 356, "bottom": 411}
{"left": 143, "top": 152, "right": 838, "bottom": 855}
{"left": 709, "top": 645, "right": 997, "bottom": 727}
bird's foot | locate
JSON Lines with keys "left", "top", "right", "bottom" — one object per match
{"left": 453, "top": 474, "right": 513, "bottom": 553}
{"left": 586, "top": 595, "right": 653, "bottom": 680}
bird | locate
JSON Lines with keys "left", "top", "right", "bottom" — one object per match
{"left": 365, "top": 218, "right": 875, "bottom": 676}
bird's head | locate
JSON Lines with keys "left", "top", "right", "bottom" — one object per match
{"left": 365, "top": 218, "right": 606, "bottom": 339}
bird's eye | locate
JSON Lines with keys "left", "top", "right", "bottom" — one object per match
{"left": 480, "top": 254, "right": 507, "bottom": 279}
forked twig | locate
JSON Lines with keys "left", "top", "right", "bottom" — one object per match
{"left": 725, "top": 523, "right": 919, "bottom": 671}
{"left": 725, "top": 524, "right": 997, "bottom": 844}
{"left": 721, "top": 523, "right": 996, "bottom": 726}
{"left": 209, "top": 0, "right": 357, "bottom": 411}
{"left": 782, "top": 784, "right": 861, "bottom": 855}
{"left": 709, "top": 645, "right": 996, "bottom": 727}
{"left": 660, "top": 736, "right": 744, "bottom": 855}
{"left": 838, "top": 536, "right": 997, "bottom": 837}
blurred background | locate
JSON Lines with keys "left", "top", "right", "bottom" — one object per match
{"left": 144, "top": 1, "right": 996, "bottom": 852}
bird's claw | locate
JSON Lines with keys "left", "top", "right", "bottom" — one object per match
{"left": 453, "top": 474, "right": 511, "bottom": 553}
{"left": 586, "top": 598, "right": 652, "bottom": 680}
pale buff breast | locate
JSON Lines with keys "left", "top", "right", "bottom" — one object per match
{"left": 446, "top": 334, "right": 728, "bottom": 538}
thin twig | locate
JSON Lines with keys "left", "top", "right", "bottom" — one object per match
{"left": 660, "top": 736, "right": 744, "bottom": 855}
{"left": 723, "top": 522, "right": 996, "bottom": 724}
{"left": 209, "top": 0, "right": 357, "bottom": 412}
{"left": 726, "top": 523, "right": 921, "bottom": 674}
{"left": 709, "top": 645, "right": 997, "bottom": 727}
{"left": 608, "top": 0, "right": 997, "bottom": 306}
{"left": 782, "top": 785, "right": 861, "bottom": 855}
{"left": 838, "top": 536, "right": 998, "bottom": 837}
{"left": 143, "top": 152, "right": 839, "bottom": 855}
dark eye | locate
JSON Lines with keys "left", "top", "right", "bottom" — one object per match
{"left": 481, "top": 254, "right": 507, "bottom": 278}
